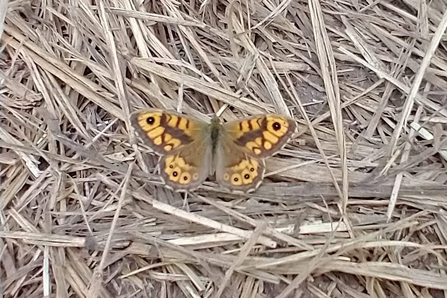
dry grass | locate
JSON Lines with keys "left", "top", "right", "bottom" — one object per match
{"left": 1, "top": 0, "right": 447, "bottom": 297}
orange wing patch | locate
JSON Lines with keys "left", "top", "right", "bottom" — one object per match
{"left": 164, "top": 155, "right": 200, "bottom": 185}
{"left": 132, "top": 111, "right": 191, "bottom": 154}
{"left": 232, "top": 117, "right": 263, "bottom": 139}
{"left": 239, "top": 115, "right": 295, "bottom": 157}
{"left": 164, "top": 113, "right": 198, "bottom": 136}
{"left": 222, "top": 157, "right": 260, "bottom": 186}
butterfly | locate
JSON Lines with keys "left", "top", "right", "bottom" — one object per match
{"left": 131, "top": 109, "right": 296, "bottom": 193}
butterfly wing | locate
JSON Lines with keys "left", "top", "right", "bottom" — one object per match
{"left": 216, "top": 114, "right": 296, "bottom": 193}
{"left": 216, "top": 140, "right": 266, "bottom": 193}
{"left": 131, "top": 109, "right": 211, "bottom": 191}
{"left": 131, "top": 109, "right": 207, "bottom": 154}
{"left": 222, "top": 114, "right": 297, "bottom": 158}
{"left": 160, "top": 142, "right": 212, "bottom": 191}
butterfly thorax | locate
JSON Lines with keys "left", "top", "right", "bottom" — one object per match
{"left": 209, "top": 115, "right": 223, "bottom": 172}
{"left": 210, "top": 115, "right": 221, "bottom": 142}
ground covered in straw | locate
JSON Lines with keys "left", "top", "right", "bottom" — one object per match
{"left": 1, "top": 0, "right": 447, "bottom": 297}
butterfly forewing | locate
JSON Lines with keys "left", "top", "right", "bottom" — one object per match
{"left": 222, "top": 114, "right": 296, "bottom": 158}
{"left": 131, "top": 109, "right": 207, "bottom": 155}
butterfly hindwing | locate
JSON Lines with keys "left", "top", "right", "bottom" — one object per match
{"left": 160, "top": 139, "right": 212, "bottom": 191}
{"left": 215, "top": 138, "right": 266, "bottom": 193}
